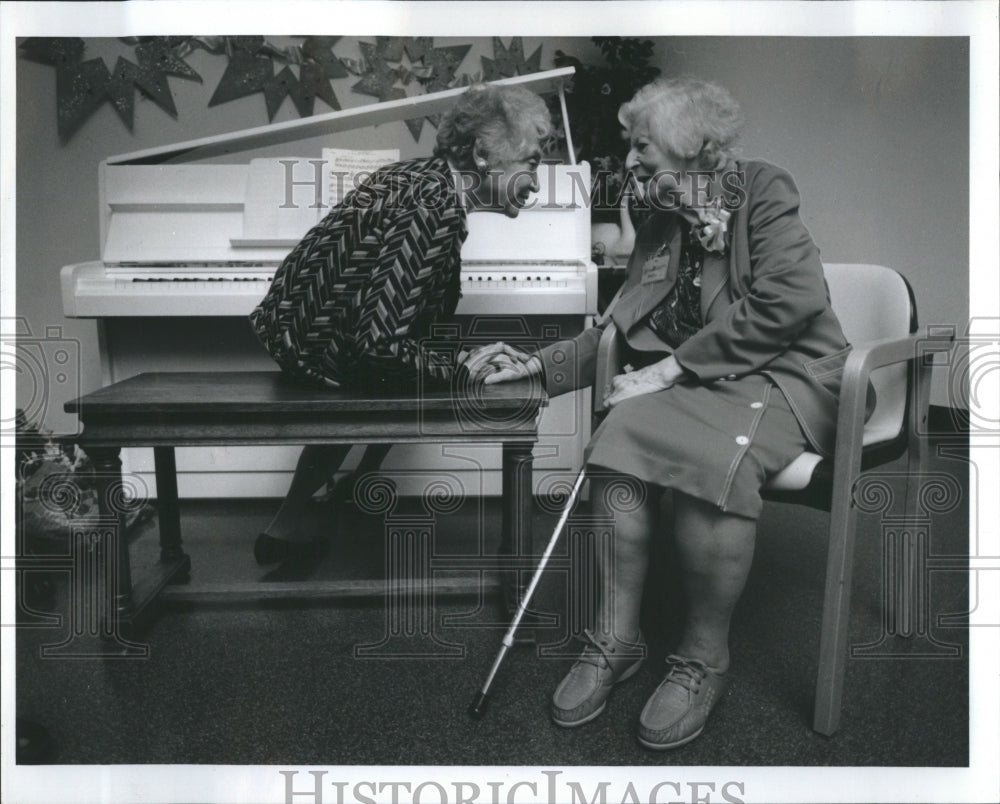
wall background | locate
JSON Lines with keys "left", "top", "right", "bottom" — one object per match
{"left": 14, "top": 35, "right": 969, "bottom": 435}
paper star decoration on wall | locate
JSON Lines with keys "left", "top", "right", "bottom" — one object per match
{"left": 350, "top": 40, "right": 408, "bottom": 105}
{"left": 19, "top": 37, "right": 85, "bottom": 68}
{"left": 299, "top": 36, "right": 348, "bottom": 112}
{"left": 208, "top": 37, "right": 274, "bottom": 107}
{"left": 481, "top": 37, "right": 542, "bottom": 80}
{"left": 19, "top": 37, "right": 200, "bottom": 140}
{"left": 351, "top": 37, "right": 472, "bottom": 141}
{"left": 105, "top": 41, "right": 203, "bottom": 127}
{"left": 55, "top": 57, "right": 113, "bottom": 140}
{"left": 209, "top": 36, "right": 350, "bottom": 119}
{"left": 404, "top": 38, "right": 471, "bottom": 94}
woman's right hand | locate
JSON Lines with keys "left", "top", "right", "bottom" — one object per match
{"left": 462, "top": 342, "right": 542, "bottom": 385}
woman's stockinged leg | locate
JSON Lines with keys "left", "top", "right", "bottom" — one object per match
{"left": 264, "top": 444, "right": 351, "bottom": 542}
{"left": 549, "top": 471, "right": 658, "bottom": 728}
{"left": 671, "top": 492, "right": 757, "bottom": 671}
{"left": 590, "top": 473, "right": 661, "bottom": 643}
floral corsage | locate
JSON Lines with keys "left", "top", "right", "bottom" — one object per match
{"left": 693, "top": 198, "right": 731, "bottom": 253}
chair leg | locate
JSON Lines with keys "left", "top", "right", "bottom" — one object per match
{"left": 901, "top": 355, "right": 932, "bottom": 637}
{"left": 813, "top": 482, "right": 860, "bottom": 736}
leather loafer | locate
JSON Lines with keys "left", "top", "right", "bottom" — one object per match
{"left": 637, "top": 655, "right": 728, "bottom": 750}
{"left": 551, "top": 629, "right": 646, "bottom": 728}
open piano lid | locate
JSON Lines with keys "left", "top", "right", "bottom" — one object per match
{"left": 106, "top": 66, "right": 577, "bottom": 166}
{"left": 97, "top": 66, "right": 590, "bottom": 267}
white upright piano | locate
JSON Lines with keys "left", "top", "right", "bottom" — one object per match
{"left": 61, "top": 67, "right": 597, "bottom": 498}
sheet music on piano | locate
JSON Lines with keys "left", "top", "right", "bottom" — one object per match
{"left": 322, "top": 148, "right": 399, "bottom": 208}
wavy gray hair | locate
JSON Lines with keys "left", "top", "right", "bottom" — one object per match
{"left": 619, "top": 77, "right": 744, "bottom": 171}
{"left": 435, "top": 84, "right": 552, "bottom": 170}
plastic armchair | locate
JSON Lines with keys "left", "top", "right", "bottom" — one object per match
{"left": 592, "top": 263, "right": 955, "bottom": 735}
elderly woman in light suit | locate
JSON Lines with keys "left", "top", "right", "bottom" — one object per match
{"left": 473, "top": 77, "right": 862, "bottom": 749}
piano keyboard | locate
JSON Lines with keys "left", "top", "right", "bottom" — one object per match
{"left": 62, "top": 261, "right": 595, "bottom": 317}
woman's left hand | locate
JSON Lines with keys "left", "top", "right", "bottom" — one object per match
{"left": 604, "top": 355, "right": 687, "bottom": 408}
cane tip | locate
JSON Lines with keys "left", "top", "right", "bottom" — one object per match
{"left": 468, "top": 691, "right": 490, "bottom": 720}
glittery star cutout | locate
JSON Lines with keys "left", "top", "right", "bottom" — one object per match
{"left": 415, "top": 42, "right": 471, "bottom": 93}
{"left": 372, "top": 36, "right": 406, "bottom": 64}
{"left": 134, "top": 39, "right": 201, "bottom": 83}
{"left": 19, "top": 37, "right": 85, "bottom": 67}
{"left": 403, "top": 37, "right": 435, "bottom": 62}
{"left": 262, "top": 65, "right": 314, "bottom": 120}
{"left": 350, "top": 41, "right": 405, "bottom": 104}
{"left": 130, "top": 56, "right": 179, "bottom": 117}
{"left": 399, "top": 38, "right": 471, "bottom": 139}
{"left": 300, "top": 35, "right": 347, "bottom": 111}
{"left": 55, "top": 58, "right": 111, "bottom": 141}
{"left": 106, "top": 56, "right": 140, "bottom": 129}
{"left": 394, "top": 51, "right": 431, "bottom": 141}
{"left": 301, "top": 36, "right": 348, "bottom": 80}
{"left": 351, "top": 37, "right": 475, "bottom": 141}
{"left": 299, "top": 60, "right": 340, "bottom": 112}
{"left": 481, "top": 37, "right": 542, "bottom": 80}
{"left": 230, "top": 36, "right": 267, "bottom": 54}
{"left": 209, "top": 48, "right": 273, "bottom": 106}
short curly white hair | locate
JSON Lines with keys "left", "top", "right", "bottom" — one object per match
{"left": 435, "top": 84, "right": 552, "bottom": 170}
{"left": 618, "top": 77, "right": 744, "bottom": 171}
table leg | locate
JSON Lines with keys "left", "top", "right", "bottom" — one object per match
{"left": 499, "top": 442, "right": 534, "bottom": 619}
{"left": 88, "top": 447, "right": 136, "bottom": 622}
{"left": 154, "top": 446, "right": 189, "bottom": 575}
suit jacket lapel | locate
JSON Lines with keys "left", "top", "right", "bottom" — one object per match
{"left": 698, "top": 167, "right": 745, "bottom": 322}
{"left": 611, "top": 217, "right": 682, "bottom": 334}
{"left": 699, "top": 248, "right": 730, "bottom": 321}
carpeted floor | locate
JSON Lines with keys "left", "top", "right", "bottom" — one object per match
{"left": 15, "top": 436, "right": 970, "bottom": 768}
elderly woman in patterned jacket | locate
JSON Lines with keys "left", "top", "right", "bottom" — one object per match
{"left": 473, "top": 77, "right": 865, "bottom": 749}
{"left": 249, "top": 84, "right": 551, "bottom": 565}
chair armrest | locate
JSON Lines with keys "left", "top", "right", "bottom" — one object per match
{"left": 833, "top": 327, "right": 955, "bottom": 476}
{"left": 840, "top": 327, "right": 954, "bottom": 412}
{"left": 594, "top": 323, "right": 622, "bottom": 416}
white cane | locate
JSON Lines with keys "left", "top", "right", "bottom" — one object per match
{"left": 468, "top": 467, "right": 587, "bottom": 719}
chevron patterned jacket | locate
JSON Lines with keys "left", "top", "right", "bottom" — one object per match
{"left": 250, "top": 156, "right": 468, "bottom": 391}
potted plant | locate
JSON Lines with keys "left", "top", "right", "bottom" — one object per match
{"left": 550, "top": 38, "right": 661, "bottom": 259}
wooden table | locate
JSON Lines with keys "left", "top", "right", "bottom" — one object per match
{"left": 65, "top": 371, "right": 547, "bottom": 638}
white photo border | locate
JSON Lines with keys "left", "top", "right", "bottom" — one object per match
{"left": 2, "top": 2, "right": 997, "bottom": 803}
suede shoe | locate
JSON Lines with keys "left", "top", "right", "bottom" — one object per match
{"left": 551, "top": 629, "right": 646, "bottom": 728}
{"left": 637, "top": 655, "right": 728, "bottom": 750}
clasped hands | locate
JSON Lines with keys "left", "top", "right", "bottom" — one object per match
{"left": 461, "top": 342, "right": 686, "bottom": 407}
{"left": 460, "top": 342, "right": 542, "bottom": 385}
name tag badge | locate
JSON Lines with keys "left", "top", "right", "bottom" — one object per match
{"left": 641, "top": 253, "right": 670, "bottom": 284}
